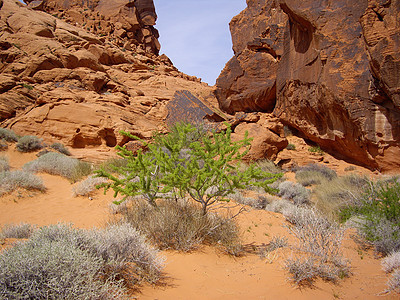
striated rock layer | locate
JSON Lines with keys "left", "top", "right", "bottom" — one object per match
{"left": 0, "top": 0, "right": 216, "bottom": 151}
{"left": 216, "top": 0, "right": 400, "bottom": 171}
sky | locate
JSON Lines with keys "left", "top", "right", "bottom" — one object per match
{"left": 153, "top": 0, "right": 246, "bottom": 85}
{"left": 17, "top": 0, "right": 247, "bottom": 85}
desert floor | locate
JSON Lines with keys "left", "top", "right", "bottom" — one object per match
{"left": 1, "top": 143, "right": 399, "bottom": 300}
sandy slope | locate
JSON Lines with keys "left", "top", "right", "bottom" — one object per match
{"left": 0, "top": 146, "right": 398, "bottom": 299}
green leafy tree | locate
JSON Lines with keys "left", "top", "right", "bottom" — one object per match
{"left": 96, "top": 123, "right": 282, "bottom": 214}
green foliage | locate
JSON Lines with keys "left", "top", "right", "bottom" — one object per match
{"left": 16, "top": 135, "right": 43, "bottom": 152}
{"left": 0, "top": 128, "right": 18, "bottom": 142}
{"left": 308, "top": 145, "right": 324, "bottom": 154}
{"left": 286, "top": 143, "right": 296, "bottom": 150}
{"left": 96, "top": 123, "right": 282, "bottom": 214}
{"left": 340, "top": 180, "right": 400, "bottom": 255}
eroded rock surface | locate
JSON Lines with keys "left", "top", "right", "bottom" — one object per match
{"left": 0, "top": 0, "right": 215, "bottom": 151}
{"left": 216, "top": 0, "right": 400, "bottom": 171}
{"left": 23, "top": 0, "right": 160, "bottom": 54}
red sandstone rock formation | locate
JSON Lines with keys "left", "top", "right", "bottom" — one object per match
{"left": 23, "top": 0, "right": 160, "bottom": 55}
{"left": 216, "top": 0, "right": 400, "bottom": 172}
{"left": 0, "top": 0, "right": 215, "bottom": 151}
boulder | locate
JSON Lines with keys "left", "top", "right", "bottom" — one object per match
{"left": 232, "top": 122, "right": 288, "bottom": 161}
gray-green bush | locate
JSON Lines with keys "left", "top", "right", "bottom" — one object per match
{"left": 0, "top": 170, "right": 46, "bottom": 195}
{"left": 0, "top": 223, "right": 36, "bottom": 239}
{"left": 0, "top": 239, "right": 125, "bottom": 299}
{"left": 0, "top": 128, "right": 18, "bottom": 142}
{"left": 50, "top": 142, "right": 71, "bottom": 156}
{"left": 339, "top": 180, "right": 400, "bottom": 255}
{"left": 284, "top": 208, "right": 350, "bottom": 285}
{"left": 278, "top": 181, "right": 310, "bottom": 205}
{"left": 23, "top": 152, "right": 91, "bottom": 181}
{"left": 0, "top": 156, "right": 9, "bottom": 172}
{"left": 73, "top": 175, "right": 109, "bottom": 197}
{"left": 0, "top": 223, "right": 164, "bottom": 299}
{"left": 16, "top": 135, "right": 43, "bottom": 152}
{"left": 295, "top": 164, "right": 337, "bottom": 186}
{"left": 0, "top": 140, "right": 7, "bottom": 151}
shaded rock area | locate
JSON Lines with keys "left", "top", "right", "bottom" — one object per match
{"left": 166, "top": 90, "right": 227, "bottom": 126}
{"left": 215, "top": 0, "right": 400, "bottom": 172}
{"left": 0, "top": 0, "right": 214, "bottom": 150}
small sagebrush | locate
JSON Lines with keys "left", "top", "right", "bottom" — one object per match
{"left": 0, "top": 156, "right": 9, "bottom": 172}
{"left": 284, "top": 208, "right": 350, "bottom": 285}
{"left": 73, "top": 175, "right": 108, "bottom": 197}
{"left": 388, "top": 269, "right": 400, "bottom": 293}
{"left": 119, "top": 199, "right": 242, "bottom": 255}
{"left": 0, "top": 223, "right": 36, "bottom": 239}
{"left": 295, "top": 163, "right": 337, "bottom": 186}
{"left": 23, "top": 152, "right": 91, "bottom": 182}
{"left": 16, "top": 135, "right": 43, "bottom": 152}
{"left": 382, "top": 251, "right": 400, "bottom": 273}
{"left": 0, "top": 239, "right": 125, "bottom": 299}
{"left": 0, "top": 128, "right": 18, "bottom": 142}
{"left": 0, "top": 223, "right": 165, "bottom": 299}
{"left": 0, "top": 140, "right": 7, "bottom": 151}
{"left": 50, "top": 142, "right": 71, "bottom": 156}
{"left": 278, "top": 181, "right": 310, "bottom": 205}
{"left": 0, "top": 170, "right": 46, "bottom": 195}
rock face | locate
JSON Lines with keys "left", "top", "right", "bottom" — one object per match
{"left": 0, "top": 0, "right": 215, "bottom": 150}
{"left": 216, "top": 0, "right": 400, "bottom": 171}
{"left": 23, "top": 0, "right": 160, "bottom": 54}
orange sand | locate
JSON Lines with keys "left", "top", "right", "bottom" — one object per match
{"left": 0, "top": 146, "right": 398, "bottom": 299}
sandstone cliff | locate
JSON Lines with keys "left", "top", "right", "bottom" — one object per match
{"left": 216, "top": 0, "right": 400, "bottom": 172}
{"left": 0, "top": 0, "right": 217, "bottom": 151}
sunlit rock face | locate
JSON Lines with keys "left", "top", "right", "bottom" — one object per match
{"left": 216, "top": 0, "right": 400, "bottom": 171}
{"left": 23, "top": 0, "right": 160, "bottom": 54}
{"left": 0, "top": 0, "right": 216, "bottom": 152}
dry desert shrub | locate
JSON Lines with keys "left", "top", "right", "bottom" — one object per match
{"left": 16, "top": 135, "right": 43, "bottom": 152}
{"left": 284, "top": 208, "right": 350, "bottom": 285}
{"left": 119, "top": 199, "right": 242, "bottom": 255}
{"left": 0, "top": 128, "right": 18, "bottom": 142}
{"left": 0, "top": 140, "right": 7, "bottom": 151}
{"left": 0, "top": 223, "right": 164, "bottom": 299}
{"left": 229, "top": 191, "right": 277, "bottom": 209}
{"left": 388, "top": 269, "right": 400, "bottom": 293}
{"left": 382, "top": 251, "right": 400, "bottom": 273}
{"left": 295, "top": 163, "right": 337, "bottom": 186}
{"left": 23, "top": 152, "right": 91, "bottom": 182}
{"left": 0, "top": 239, "right": 126, "bottom": 299}
{"left": 49, "top": 142, "right": 71, "bottom": 156}
{"left": 0, "top": 223, "right": 36, "bottom": 239}
{"left": 0, "top": 156, "right": 9, "bottom": 172}
{"left": 72, "top": 175, "right": 109, "bottom": 197}
{"left": 0, "top": 170, "right": 46, "bottom": 195}
{"left": 278, "top": 180, "right": 310, "bottom": 205}
{"left": 313, "top": 174, "right": 368, "bottom": 219}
